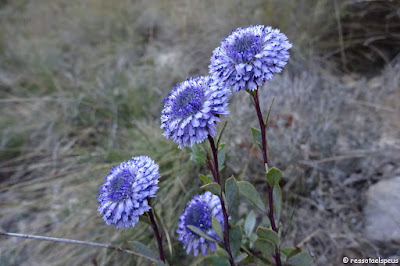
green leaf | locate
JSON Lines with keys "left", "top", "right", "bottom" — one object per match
{"left": 266, "top": 167, "right": 282, "bottom": 187}
{"left": 216, "top": 248, "right": 229, "bottom": 259}
{"left": 200, "top": 174, "right": 211, "bottom": 184}
{"left": 286, "top": 252, "right": 314, "bottom": 266}
{"left": 250, "top": 127, "right": 262, "bottom": 147}
{"left": 265, "top": 97, "right": 275, "bottom": 125}
{"left": 249, "top": 233, "right": 258, "bottom": 248}
{"left": 225, "top": 176, "right": 238, "bottom": 212}
{"left": 217, "top": 121, "right": 228, "bottom": 146}
{"left": 242, "top": 243, "right": 271, "bottom": 265}
{"left": 212, "top": 217, "right": 223, "bottom": 241}
{"left": 229, "top": 225, "right": 242, "bottom": 256}
{"left": 234, "top": 253, "right": 248, "bottom": 263}
{"left": 206, "top": 256, "right": 230, "bottom": 266}
{"left": 237, "top": 181, "right": 266, "bottom": 212}
{"left": 281, "top": 247, "right": 297, "bottom": 256}
{"left": 273, "top": 184, "right": 282, "bottom": 223}
{"left": 218, "top": 143, "right": 226, "bottom": 171}
{"left": 256, "top": 226, "right": 279, "bottom": 246}
{"left": 190, "top": 143, "right": 206, "bottom": 165}
{"left": 200, "top": 182, "right": 221, "bottom": 196}
{"left": 244, "top": 210, "right": 256, "bottom": 236}
{"left": 186, "top": 225, "right": 219, "bottom": 243}
{"left": 254, "top": 238, "right": 275, "bottom": 258}
{"left": 286, "top": 248, "right": 301, "bottom": 258}
{"left": 130, "top": 241, "right": 159, "bottom": 261}
{"left": 239, "top": 244, "right": 251, "bottom": 256}
{"left": 262, "top": 215, "right": 271, "bottom": 228}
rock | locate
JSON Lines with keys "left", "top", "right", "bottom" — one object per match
{"left": 364, "top": 176, "right": 400, "bottom": 242}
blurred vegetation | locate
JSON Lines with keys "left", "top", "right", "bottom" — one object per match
{"left": 0, "top": 0, "right": 399, "bottom": 265}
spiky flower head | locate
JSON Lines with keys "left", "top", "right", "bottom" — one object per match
{"left": 161, "top": 76, "right": 230, "bottom": 148}
{"left": 209, "top": 25, "right": 292, "bottom": 92}
{"left": 177, "top": 192, "right": 224, "bottom": 257}
{"left": 98, "top": 156, "right": 160, "bottom": 229}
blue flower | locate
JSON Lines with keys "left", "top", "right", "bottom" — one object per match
{"left": 209, "top": 25, "right": 292, "bottom": 92}
{"left": 98, "top": 156, "right": 160, "bottom": 229}
{"left": 177, "top": 192, "right": 224, "bottom": 256}
{"left": 161, "top": 76, "right": 230, "bottom": 148}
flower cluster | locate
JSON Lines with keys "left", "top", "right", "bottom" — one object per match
{"left": 98, "top": 156, "right": 160, "bottom": 229}
{"left": 177, "top": 192, "right": 225, "bottom": 256}
{"left": 209, "top": 25, "right": 292, "bottom": 92}
{"left": 98, "top": 24, "right": 292, "bottom": 262}
{"left": 161, "top": 76, "right": 230, "bottom": 148}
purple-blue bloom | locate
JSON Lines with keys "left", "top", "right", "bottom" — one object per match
{"left": 177, "top": 192, "right": 224, "bottom": 257}
{"left": 161, "top": 76, "right": 230, "bottom": 148}
{"left": 98, "top": 156, "right": 160, "bottom": 229}
{"left": 209, "top": 25, "right": 292, "bottom": 92}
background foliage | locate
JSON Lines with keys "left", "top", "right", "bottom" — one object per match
{"left": 1, "top": 0, "right": 399, "bottom": 265}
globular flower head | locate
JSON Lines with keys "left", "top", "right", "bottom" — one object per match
{"left": 209, "top": 25, "right": 292, "bottom": 92}
{"left": 161, "top": 76, "right": 230, "bottom": 148}
{"left": 177, "top": 192, "right": 224, "bottom": 257}
{"left": 98, "top": 156, "right": 160, "bottom": 229}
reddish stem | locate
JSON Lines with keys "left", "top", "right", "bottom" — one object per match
{"left": 207, "top": 135, "right": 235, "bottom": 266}
{"left": 252, "top": 90, "right": 282, "bottom": 266}
{"left": 148, "top": 208, "right": 165, "bottom": 262}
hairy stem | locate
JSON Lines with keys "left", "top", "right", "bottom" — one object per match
{"left": 252, "top": 90, "right": 282, "bottom": 266}
{"left": 0, "top": 231, "right": 158, "bottom": 262}
{"left": 148, "top": 207, "right": 166, "bottom": 262}
{"left": 207, "top": 135, "right": 235, "bottom": 266}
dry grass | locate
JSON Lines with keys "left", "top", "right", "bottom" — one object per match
{"left": 0, "top": 0, "right": 399, "bottom": 265}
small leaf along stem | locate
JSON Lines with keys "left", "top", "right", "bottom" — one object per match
{"left": 147, "top": 205, "right": 166, "bottom": 262}
{"left": 207, "top": 135, "right": 236, "bottom": 266}
{"left": 217, "top": 120, "right": 228, "bottom": 147}
{"left": 252, "top": 89, "right": 282, "bottom": 266}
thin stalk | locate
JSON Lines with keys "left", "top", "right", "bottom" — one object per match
{"left": 252, "top": 89, "right": 282, "bottom": 266}
{"left": 207, "top": 135, "right": 235, "bottom": 266}
{"left": 148, "top": 208, "right": 166, "bottom": 262}
{"left": 0, "top": 231, "right": 157, "bottom": 262}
